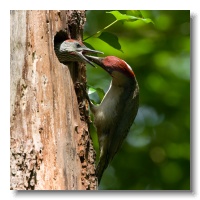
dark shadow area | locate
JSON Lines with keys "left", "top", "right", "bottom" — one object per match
{"left": 54, "top": 30, "right": 68, "bottom": 44}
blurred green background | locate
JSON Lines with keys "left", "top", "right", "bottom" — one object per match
{"left": 83, "top": 10, "right": 190, "bottom": 190}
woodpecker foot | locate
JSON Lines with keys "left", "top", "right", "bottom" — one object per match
{"left": 75, "top": 81, "right": 86, "bottom": 96}
{"left": 75, "top": 82, "right": 89, "bottom": 99}
{"left": 74, "top": 81, "right": 83, "bottom": 90}
{"left": 74, "top": 82, "right": 86, "bottom": 97}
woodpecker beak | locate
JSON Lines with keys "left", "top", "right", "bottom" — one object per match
{"left": 84, "top": 55, "right": 103, "bottom": 65}
{"left": 79, "top": 47, "right": 103, "bottom": 67}
{"left": 74, "top": 51, "right": 99, "bottom": 67}
{"left": 82, "top": 47, "right": 103, "bottom": 55}
{"left": 85, "top": 55, "right": 107, "bottom": 70}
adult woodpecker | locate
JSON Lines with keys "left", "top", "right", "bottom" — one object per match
{"left": 85, "top": 55, "right": 139, "bottom": 184}
{"left": 54, "top": 39, "right": 103, "bottom": 67}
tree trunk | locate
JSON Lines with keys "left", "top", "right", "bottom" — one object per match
{"left": 10, "top": 10, "right": 97, "bottom": 190}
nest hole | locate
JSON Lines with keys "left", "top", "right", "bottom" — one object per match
{"left": 54, "top": 30, "right": 69, "bottom": 45}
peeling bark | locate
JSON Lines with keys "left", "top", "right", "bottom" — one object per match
{"left": 10, "top": 10, "right": 97, "bottom": 190}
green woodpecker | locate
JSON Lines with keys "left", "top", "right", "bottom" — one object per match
{"left": 54, "top": 39, "right": 103, "bottom": 67}
{"left": 85, "top": 55, "right": 139, "bottom": 184}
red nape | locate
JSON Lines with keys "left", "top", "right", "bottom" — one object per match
{"left": 102, "top": 56, "right": 135, "bottom": 78}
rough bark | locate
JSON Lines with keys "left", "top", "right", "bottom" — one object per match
{"left": 10, "top": 10, "right": 97, "bottom": 190}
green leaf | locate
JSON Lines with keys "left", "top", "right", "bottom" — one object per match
{"left": 83, "top": 42, "right": 97, "bottom": 51}
{"left": 95, "top": 87, "right": 105, "bottom": 101}
{"left": 126, "top": 10, "right": 143, "bottom": 18}
{"left": 142, "top": 18, "right": 154, "bottom": 24}
{"left": 107, "top": 11, "right": 136, "bottom": 21}
{"left": 107, "top": 10, "right": 154, "bottom": 24}
{"left": 88, "top": 87, "right": 97, "bottom": 95}
{"left": 98, "top": 32, "right": 123, "bottom": 52}
{"left": 87, "top": 85, "right": 105, "bottom": 101}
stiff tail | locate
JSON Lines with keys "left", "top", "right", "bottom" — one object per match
{"left": 96, "top": 155, "right": 109, "bottom": 184}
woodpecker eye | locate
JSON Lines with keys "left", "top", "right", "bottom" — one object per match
{"left": 76, "top": 43, "right": 82, "bottom": 48}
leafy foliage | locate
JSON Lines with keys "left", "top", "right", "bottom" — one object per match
{"left": 84, "top": 10, "right": 154, "bottom": 50}
{"left": 107, "top": 10, "right": 154, "bottom": 24}
{"left": 84, "top": 10, "right": 190, "bottom": 190}
{"left": 98, "top": 32, "right": 122, "bottom": 52}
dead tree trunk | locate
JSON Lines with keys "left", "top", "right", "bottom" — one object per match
{"left": 10, "top": 10, "right": 97, "bottom": 190}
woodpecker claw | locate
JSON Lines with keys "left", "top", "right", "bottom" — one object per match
{"left": 75, "top": 82, "right": 93, "bottom": 108}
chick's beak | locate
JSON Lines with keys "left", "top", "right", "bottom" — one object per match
{"left": 82, "top": 47, "right": 103, "bottom": 55}
{"left": 76, "top": 52, "right": 97, "bottom": 67}
{"left": 84, "top": 55, "right": 104, "bottom": 68}
{"left": 78, "top": 47, "right": 104, "bottom": 67}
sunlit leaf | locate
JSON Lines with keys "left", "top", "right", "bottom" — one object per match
{"left": 126, "top": 10, "right": 143, "bottom": 18}
{"left": 88, "top": 87, "right": 97, "bottom": 95}
{"left": 83, "top": 42, "right": 96, "bottom": 51}
{"left": 107, "top": 11, "right": 138, "bottom": 22}
{"left": 88, "top": 85, "right": 105, "bottom": 102}
{"left": 95, "top": 87, "right": 105, "bottom": 101}
{"left": 141, "top": 18, "right": 154, "bottom": 24}
{"left": 98, "top": 32, "right": 122, "bottom": 51}
{"left": 107, "top": 10, "right": 154, "bottom": 24}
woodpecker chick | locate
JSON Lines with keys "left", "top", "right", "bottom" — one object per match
{"left": 85, "top": 55, "right": 139, "bottom": 184}
{"left": 54, "top": 39, "right": 103, "bottom": 67}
